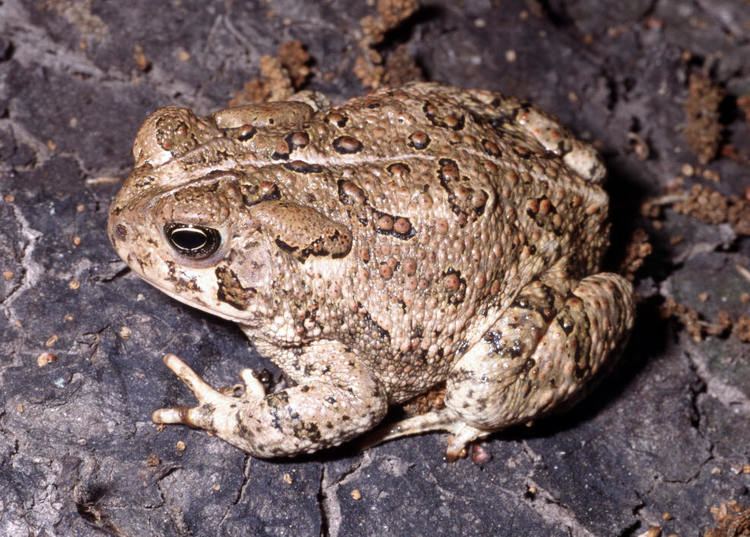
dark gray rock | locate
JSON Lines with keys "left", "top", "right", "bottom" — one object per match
{"left": 1, "top": 0, "right": 749, "bottom": 536}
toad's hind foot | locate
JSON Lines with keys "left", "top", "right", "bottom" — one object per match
{"left": 364, "top": 409, "right": 490, "bottom": 461}
{"left": 152, "top": 353, "right": 265, "bottom": 431}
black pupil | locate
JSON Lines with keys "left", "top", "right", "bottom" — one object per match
{"left": 165, "top": 224, "right": 221, "bottom": 258}
{"left": 171, "top": 228, "right": 207, "bottom": 251}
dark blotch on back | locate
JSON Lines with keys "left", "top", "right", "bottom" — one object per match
{"left": 231, "top": 125, "right": 257, "bottom": 141}
{"left": 275, "top": 238, "right": 298, "bottom": 253}
{"left": 271, "top": 136, "right": 292, "bottom": 161}
{"left": 443, "top": 268, "right": 467, "bottom": 305}
{"left": 115, "top": 224, "right": 127, "bottom": 240}
{"left": 283, "top": 160, "right": 324, "bottom": 174}
{"left": 481, "top": 139, "right": 502, "bottom": 157}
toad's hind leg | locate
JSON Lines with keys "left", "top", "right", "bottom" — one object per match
{"left": 373, "top": 273, "right": 634, "bottom": 460}
{"left": 364, "top": 409, "right": 490, "bottom": 461}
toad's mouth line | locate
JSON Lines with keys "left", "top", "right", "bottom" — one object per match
{"left": 130, "top": 266, "right": 258, "bottom": 327}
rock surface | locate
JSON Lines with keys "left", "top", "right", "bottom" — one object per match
{"left": 1, "top": 1, "right": 749, "bottom": 536}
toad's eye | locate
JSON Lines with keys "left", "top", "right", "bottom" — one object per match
{"left": 164, "top": 223, "right": 221, "bottom": 259}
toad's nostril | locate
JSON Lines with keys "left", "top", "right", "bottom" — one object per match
{"left": 115, "top": 223, "right": 128, "bottom": 240}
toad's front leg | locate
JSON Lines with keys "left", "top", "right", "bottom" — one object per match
{"left": 152, "top": 342, "right": 388, "bottom": 458}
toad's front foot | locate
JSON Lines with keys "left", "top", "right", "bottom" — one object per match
{"left": 152, "top": 353, "right": 265, "bottom": 432}
{"left": 152, "top": 344, "right": 388, "bottom": 458}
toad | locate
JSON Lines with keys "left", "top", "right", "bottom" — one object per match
{"left": 108, "top": 82, "right": 634, "bottom": 459}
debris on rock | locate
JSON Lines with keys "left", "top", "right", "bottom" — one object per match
{"left": 382, "top": 43, "right": 424, "bottom": 87}
{"left": 627, "top": 130, "right": 651, "bottom": 161}
{"left": 133, "top": 43, "right": 151, "bottom": 72}
{"left": 620, "top": 227, "right": 652, "bottom": 282}
{"left": 672, "top": 184, "right": 750, "bottom": 236}
{"left": 277, "top": 40, "right": 313, "bottom": 89}
{"left": 659, "top": 297, "right": 733, "bottom": 342}
{"left": 737, "top": 94, "right": 750, "bottom": 123}
{"left": 231, "top": 56, "right": 293, "bottom": 104}
{"left": 470, "top": 443, "right": 492, "bottom": 465}
{"left": 636, "top": 526, "right": 662, "bottom": 537}
{"left": 36, "top": 352, "right": 58, "bottom": 367}
{"left": 683, "top": 72, "right": 725, "bottom": 165}
{"left": 229, "top": 40, "right": 312, "bottom": 105}
{"left": 704, "top": 501, "right": 750, "bottom": 537}
{"left": 401, "top": 383, "right": 445, "bottom": 416}
{"left": 355, "top": 0, "right": 423, "bottom": 89}
{"left": 644, "top": 184, "right": 750, "bottom": 237}
{"left": 733, "top": 315, "right": 750, "bottom": 343}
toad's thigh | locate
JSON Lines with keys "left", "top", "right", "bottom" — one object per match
{"left": 446, "top": 273, "right": 634, "bottom": 430}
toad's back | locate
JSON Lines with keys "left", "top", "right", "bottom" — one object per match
{"left": 244, "top": 83, "right": 613, "bottom": 401}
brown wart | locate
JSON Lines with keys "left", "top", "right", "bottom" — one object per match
{"left": 337, "top": 180, "right": 368, "bottom": 206}
{"left": 337, "top": 179, "right": 370, "bottom": 226}
{"left": 442, "top": 268, "right": 467, "bottom": 305}
{"left": 240, "top": 180, "right": 282, "bottom": 207}
{"left": 154, "top": 113, "right": 200, "bottom": 156}
{"left": 333, "top": 136, "right": 364, "bottom": 154}
{"left": 373, "top": 210, "right": 415, "bottom": 240}
{"left": 481, "top": 139, "right": 502, "bottom": 157}
{"left": 285, "top": 131, "right": 310, "bottom": 150}
{"left": 408, "top": 131, "right": 430, "bottom": 150}
{"left": 423, "top": 101, "right": 465, "bottom": 131}
{"left": 525, "top": 196, "right": 562, "bottom": 234}
{"left": 325, "top": 111, "right": 348, "bottom": 127}
{"left": 437, "top": 158, "right": 468, "bottom": 219}
{"left": 437, "top": 158, "right": 489, "bottom": 220}
{"left": 386, "top": 163, "right": 411, "bottom": 178}
{"left": 271, "top": 138, "right": 292, "bottom": 160}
